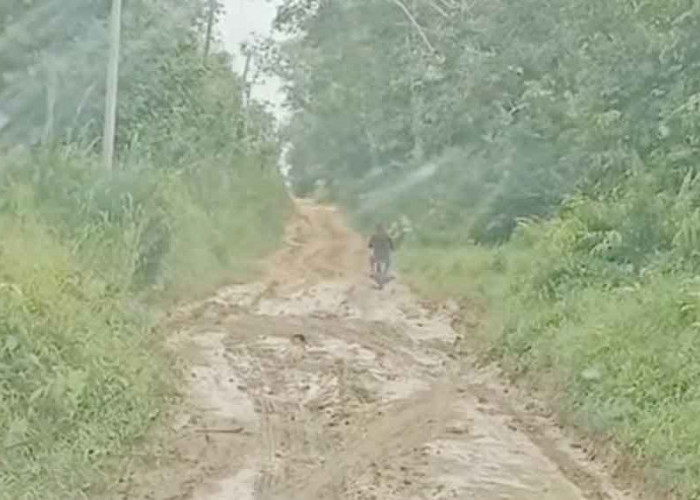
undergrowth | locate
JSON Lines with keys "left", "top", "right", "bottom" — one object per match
{"left": 0, "top": 145, "right": 288, "bottom": 500}
{"left": 0, "top": 4, "right": 290, "bottom": 499}
{"left": 0, "top": 144, "right": 289, "bottom": 500}
{"left": 399, "top": 175, "right": 700, "bottom": 499}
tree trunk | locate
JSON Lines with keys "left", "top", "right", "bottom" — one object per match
{"left": 203, "top": 0, "right": 216, "bottom": 64}
{"left": 241, "top": 51, "right": 253, "bottom": 108}
{"left": 238, "top": 51, "right": 253, "bottom": 141}
{"left": 42, "top": 58, "right": 57, "bottom": 145}
{"left": 406, "top": 1, "right": 424, "bottom": 165}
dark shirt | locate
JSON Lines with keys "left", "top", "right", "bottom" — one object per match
{"left": 369, "top": 232, "right": 393, "bottom": 259}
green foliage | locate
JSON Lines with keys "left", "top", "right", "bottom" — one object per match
{"left": 399, "top": 245, "right": 507, "bottom": 301}
{"left": 0, "top": 126, "right": 287, "bottom": 500}
{"left": 274, "top": 0, "right": 700, "bottom": 496}
{"left": 0, "top": 0, "right": 216, "bottom": 145}
{"left": 0, "top": 3, "right": 289, "bottom": 499}
{"left": 0, "top": 152, "right": 287, "bottom": 500}
{"left": 272, "top": 0, "right": 700, "bottom": 245}
{"left": 400, "top": 192, "right": 700, "bottom": 497}
{"left": 0, "top": 214, "right": 164, "bottom": 500}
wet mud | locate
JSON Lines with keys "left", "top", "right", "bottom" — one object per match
{"left": 111, "top": 200, "right": 635, "bottom": 500}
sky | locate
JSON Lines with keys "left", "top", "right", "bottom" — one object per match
{"left": 219, "top": 0, "right": 286, "bottom": 120}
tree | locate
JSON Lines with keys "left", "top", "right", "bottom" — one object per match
{"left": 0, "top": 0, "right": 207, "bottom": 148}
{"left": 269, "top": 0, "right": 700, "bottom": 243}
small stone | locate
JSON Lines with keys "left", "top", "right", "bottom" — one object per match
{"left": 446, "top": 422, "right": 470, "bottom": 435}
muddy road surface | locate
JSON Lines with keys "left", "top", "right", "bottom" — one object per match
{"left": 114, "top": 200, "right": 635, "bottom": 500}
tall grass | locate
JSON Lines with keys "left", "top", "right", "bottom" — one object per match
{"left": 399, "top": 177, "right": 700, "bottom": 498}
{"left": 0, "top": 143, "right": 288, "bottom": 499}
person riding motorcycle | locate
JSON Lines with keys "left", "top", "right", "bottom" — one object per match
{"left": 368, "top": 222, "right": 394, "bottom": 280}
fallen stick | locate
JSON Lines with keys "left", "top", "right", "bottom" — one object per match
{"left": 194, "top": 427, "right": 245, "bottom": 434}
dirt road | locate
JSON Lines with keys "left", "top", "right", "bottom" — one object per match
{"left": 116, "top": 200, "right": 635, "bottom": 500}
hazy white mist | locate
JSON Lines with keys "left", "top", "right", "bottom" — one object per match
{"left": 219, "top": 0, "right": 285, "bottom": 120}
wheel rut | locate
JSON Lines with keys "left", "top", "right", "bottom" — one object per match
{"left": 108, "top": 200, "right": 636, "bottom": 500}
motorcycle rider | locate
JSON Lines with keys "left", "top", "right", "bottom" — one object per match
{"left": 368, "top": 222, "right": 394, "bottom": 279}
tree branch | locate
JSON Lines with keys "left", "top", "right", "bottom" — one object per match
{"left": 203, "top": 0, "right": 216, "bottom": 63}
{"left": 388, "top": 0, "right": 437, "bottom": 55}
{"left": 424, "top": 0, "right": 449, "bottom": 18}
{"left": 435, "top": 0, "right": 458, "bottom": 9}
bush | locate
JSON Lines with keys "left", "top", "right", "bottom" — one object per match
{"left": 0, "top": 213, "right": 164, "bottom": 499}
{"left": 0, "top": 144, "right": 288, "bottom": 500}
{"left": 400, "top": 185, "right": 700, "bottom": 497}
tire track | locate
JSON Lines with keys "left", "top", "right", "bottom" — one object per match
{"left": 112, "top": 200, "right": 637, "bottom": 500}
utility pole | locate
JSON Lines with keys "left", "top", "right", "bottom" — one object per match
{"left": 103, "top": 0, "right": 123, "bottom": 171}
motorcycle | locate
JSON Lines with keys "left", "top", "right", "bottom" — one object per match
{"left": 369, "top": 255, "right": 392, "bottom": 289}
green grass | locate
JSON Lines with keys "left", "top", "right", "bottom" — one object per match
{"left": 399, "top": 245, "right": 507, "bottom": 301}
{"left": 399, "top": 237, "right": 700, "bottom": 498}
{"left": 0, "top": 147, "right": 289, "bottom": 500}
{"left": 0, "top": 216, "right": 164, "bottom": 500}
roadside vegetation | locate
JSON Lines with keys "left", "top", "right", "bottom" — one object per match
{"left": 270, "top": 0, "right": 700, "bottom": 496}
{"left": 0, "top": 2, "right": 288, "bottom": 499}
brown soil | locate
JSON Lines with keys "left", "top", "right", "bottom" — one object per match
{"left": 108, "top": 200, "right": 637, "bottom": 500}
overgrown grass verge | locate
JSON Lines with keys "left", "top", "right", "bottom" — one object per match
{"left": 400, "top": 234, "right": 700, "bottom": 498}
{"left": 0, "top": 147, "right": 289, "bottom": 500}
